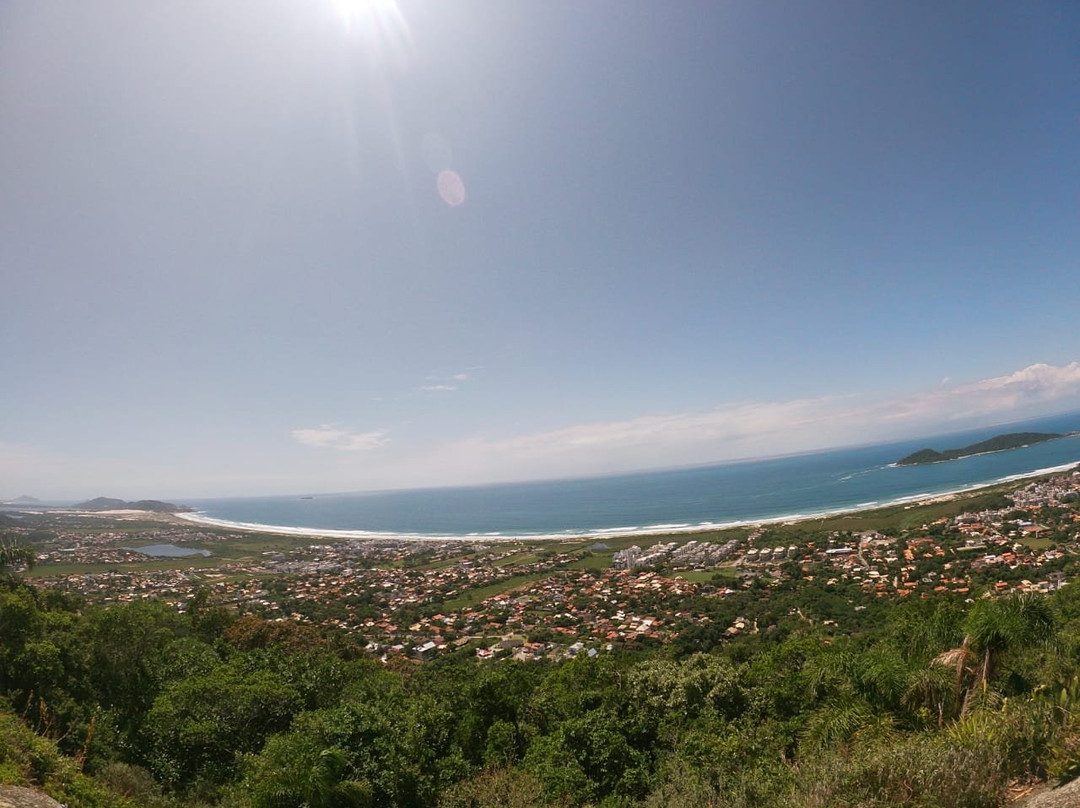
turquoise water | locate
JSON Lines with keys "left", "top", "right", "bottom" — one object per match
{"left": 183, "top": 413, "right": 1080, "bottom": 539}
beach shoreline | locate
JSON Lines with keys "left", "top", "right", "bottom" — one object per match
{"left": 22, "top": 459, "right": 1075, "bottom": 545}
{"left": 162, "top": 460, "right": 1080, "bottom": 543}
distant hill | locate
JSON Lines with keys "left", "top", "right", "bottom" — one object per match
{"left": 74, "top": 497, "right": 127, "bottom": 510}
{"left": 73, "top": 497, "right": 193, "bottom": 513}
{"left": 897, "top": 432, "right": 1065, "bottom": 466}
{"left": 5, "top": 495, "right": 42, "bottom": 504}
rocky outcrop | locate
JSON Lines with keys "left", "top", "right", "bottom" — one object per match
{"left": 0, "top": 786, "right": 63, "bottom": 808}
{"left": 1011, "top": 778, "right": 1080, "bottom": 808}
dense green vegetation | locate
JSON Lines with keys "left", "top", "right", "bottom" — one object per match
{"left": 5, "top": 545, "right": 1080, "bottom": 808}
{"left": 897, "top": 432, "right": 1064, "bottom": 465}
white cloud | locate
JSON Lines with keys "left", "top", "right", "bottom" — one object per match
{"left": 863, "top": 362, "right": 1080, "bottom": 425}
{"left": 417, "top": 369, "right": 475, "bottom": 392}
{"left": 6, "top": 362, "right": 1078, "bottom": 498}
{"left": 290, "top": 426, "right": 389, "bottom": 452}
{"left": 394, "top": 362, "right": 1080, "bottom": 485}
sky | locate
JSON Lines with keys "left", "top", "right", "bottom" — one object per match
{"left": 2, "top": 0, "right": 1079, "bottom": 500}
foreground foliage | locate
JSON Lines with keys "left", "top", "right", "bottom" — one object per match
{"left": 3, "top": 572, "right": 1080, "bottom": 807}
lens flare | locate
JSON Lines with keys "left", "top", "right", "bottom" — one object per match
{"left": 437, "top": 170, "right": 466, "bottom": 207}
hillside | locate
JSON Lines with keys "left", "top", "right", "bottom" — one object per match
{"left": 0, "top": 709, "right": 134, "bottom": 808}
{"left": 897, "top": 431, "right": 1064, "bottom": 466}
{"left": 72, "top": 497, "right": 192, "bottom": 513}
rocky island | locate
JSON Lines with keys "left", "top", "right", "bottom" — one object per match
{"left": 896, "top": 431, "right": 1066, "bottom": 466}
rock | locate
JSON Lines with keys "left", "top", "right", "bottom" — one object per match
{"left": 1011, "top": 778, "right": 1080, "bottom": 808}
{"left": 0, "top": 786, "right": 63, "bottom": 808}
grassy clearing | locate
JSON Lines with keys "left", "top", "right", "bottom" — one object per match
{"left": 565, "top": 554, "right": 612, "bottom": 571}
{"left": 436, "top": 573, "right": 549, "bottom": 613}
{"left": 672, "top": 570, "right": 718, "bottom": 583}
{"left": 412, "top": 556, "right": 465, "bottom": 571}
{"left": 200, "top": 532, "right": 338, "bottom": 559}
{"left": 673, "top": 568, "right": 739, "bottom": 583}
{"left": 495, "top": 552, "right": 539, "bottom": 567}
{"left": 1020, "top": 536, "right": 1055, "bottom": 550}
{"left": 28, "top": 556, "right": 222, "bottom": 577}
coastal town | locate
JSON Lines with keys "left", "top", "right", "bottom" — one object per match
{"left": 7, "top": 469, "right": 1080, "bottom": 663}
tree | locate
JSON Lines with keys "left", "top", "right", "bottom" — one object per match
{"left": 144, "top": 660, "right": 303, "bottom": 787}
{"left": 525, "top": 709, "right": 648, "bottom": 804}
{"left": 238, "top": 736, "right": 373, "bottom": 808}
{"left": 85, "top": 601, "right": 185, "bottom": 732}
{"left": 628, "top": 654, "right": 745, "bottom": 725}
{"left": 0, "top": 535, "right": 34, "bottom": 574}
{"left": 950, "top": 594, "right": 1055, "bottom": 716}
{"left": 437, "top": 767, "right": 546, "bottom": 808}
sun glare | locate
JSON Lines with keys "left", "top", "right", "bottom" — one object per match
{"left": 329, "top": 0, "right": 412, "bottom": 68}
{"left": 332, "top": 0, "right": 406, "bottom": 37}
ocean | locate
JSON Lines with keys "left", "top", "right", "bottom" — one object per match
{"left": 182, "top": 412, "right": 1080, "bottom": 540}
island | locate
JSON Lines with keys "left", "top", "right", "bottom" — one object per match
{"left": 896, "top": 431, "right": 1066, "bottom": 466}
{"left": 73, "top": 496, "right": 193, "bottom": 513}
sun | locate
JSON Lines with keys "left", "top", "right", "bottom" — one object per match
{"left": 331, "top": 0, "right": 404, "bottom": 34}
{"left": 328, "top": 0, "right": 412, "bottom": 65}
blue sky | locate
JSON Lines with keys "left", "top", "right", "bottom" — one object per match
{"left": 2, "top": 0, "right": 1079, "bottom": 499}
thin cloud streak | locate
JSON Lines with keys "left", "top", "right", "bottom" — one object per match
{"left": 399, "top": 362, "right": 1080, "bottom": 485}
{"left": 4, "top": 363, "right": 1078, "bottom": 499}
{"left": 291, "top": 426, "right": 389, "bottom": 452}
{"left": 417, "top": 370, "right": 474, "bottom": 392}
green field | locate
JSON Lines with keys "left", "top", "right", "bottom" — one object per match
{"left": 672, "top": 570, "right": 719, "bottom": 583}
{"left": 435, "top": 572, "right": 549, "bottom": 613}
{"left": 494, "top": 551, "right": 540, "bottom": 567}
{"left": 413, "top": 556, "right": 465, "bottom": 571}
{"left": 565, "top": 553, "right": 612, "bottom": 571}
{"left": 674, "top": 567, "right": 740, "bottom": 583}
{"left": 1020, "top": 536, "right": 1055, "bottom": 551}
{"left": 28, "top": 556, "right": 223, "bottom": 577}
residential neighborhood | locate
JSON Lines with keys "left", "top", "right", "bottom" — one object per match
{"left": 13, "top": 470, "right": 1080, "bottom": 663}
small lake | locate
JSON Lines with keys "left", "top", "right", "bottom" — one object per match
{"left": 125, "top": 543, "right": 210, "bottom": 558}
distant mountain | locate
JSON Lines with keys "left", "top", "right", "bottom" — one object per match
{"left": 74, "top": 497, "right": 193, "bottom": 513}
{"left": 75, "top": 497, "right": 127, "bottom": 510}
{"left": 897, "top": 432, "right": 1065, "bottom": 466}
{"left": 1, "top": 495, "right": 43, "bottom": 507}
